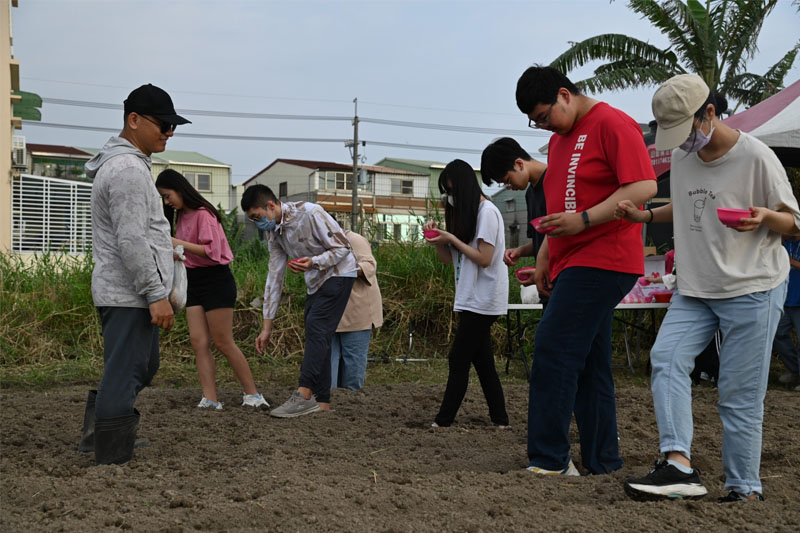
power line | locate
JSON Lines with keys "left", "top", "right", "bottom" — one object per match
{"left": 364, "top": 140, "right": 484, "bottom": 155}
{"left": 25, "top": 76, "right": 521, "bottom": 116}
{"left": 24, "top": 77, "right": 354, "bottom": 105}
{"left": 41, "top": 98, "right": 351, "bottom": 122}
{"left": 39, "top": 97, "right": 546, "bottom": 137}
{"left": 22, "top": 122, "right": 350, "bottom": 144}
{"left": 360, "top": 117, "right": 548, "bottom": 137}
{"left": 21, "top": 121, "right": 490, "bottom": 155}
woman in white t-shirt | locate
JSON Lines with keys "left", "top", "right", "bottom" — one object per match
{"left": 617, "top": 75, "right": 800, "bottom": 503}
{"left": 423, "top": 159, "right": 509, "bottom": 428}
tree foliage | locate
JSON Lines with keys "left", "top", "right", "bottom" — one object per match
{"left": 550, "top": 0, "right": 799, "bottom": 109}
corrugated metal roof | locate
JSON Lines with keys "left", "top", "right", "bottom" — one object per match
{"left": 376, "top": 157, "right": 446, "bottom": 168}
{"left": 243, "top": 158, "right": 425, "bottom": 186}
{"left": 152, "top": 150, "right": 229, "bottom": 167}
{"left": 26, "top": 143, "right": 92, "bottom": 157}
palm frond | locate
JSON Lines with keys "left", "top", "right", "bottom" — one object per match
{"left": 723, "top": 43, "right": 798, "bottom": 106}
{"left": 576, "top": 62, "right": 681, "bottom": 94}
{"left": 718, "top": 0, "right": 778, "bottom": 85}
{"left": 628, "top": 0, "right": 707, "bottom": 73}
{"left": 549, "top": 33, "right": 680, "bottom": 74}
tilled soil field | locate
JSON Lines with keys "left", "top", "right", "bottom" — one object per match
{"left": 2, "top": 382, "right": 799, "bottom": 532}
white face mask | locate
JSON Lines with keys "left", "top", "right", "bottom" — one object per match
{"left": 447, "top": 194, "right": 455, "bottom": 207}
{"left": 680, "top": 118, "right": 715, "bottom": 152}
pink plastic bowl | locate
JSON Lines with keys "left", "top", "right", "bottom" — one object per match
{"left": 652, "top": 291, "right": 673, "bottom": 303}
{"left": 531, "top": 216, "right": 555, "bottom": 234}
{"left": 717, "top": 207, "right": 751, "bottom": 227}
{"left": 515, "top": 267, "right": 536, "bottom": 282}
{"left": 423, "top": 229, "right": 440, "bottom": 239}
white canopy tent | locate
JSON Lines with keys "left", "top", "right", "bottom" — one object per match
{"left": 723, "top": 79, "right": 800, "bottom": 166}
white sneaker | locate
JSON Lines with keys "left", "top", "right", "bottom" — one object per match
{"left": 197, "top": 397, "right": 223, "bottom": 410}
{"left": 778, "top": 371, "right": 799, "bottom": 384}
{"left": 242, "top": 393, "right": 270, "bottom": 409}
{"left": 526, "top": 459, "right": 580, "bottom": 476}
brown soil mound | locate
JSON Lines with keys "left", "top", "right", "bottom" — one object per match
{"left": 2, "top": 383, "right": 799, "bottom": 532}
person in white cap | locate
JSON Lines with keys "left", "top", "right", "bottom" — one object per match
{"left": 617, "top": 74, "right": 800, "bottom": 503}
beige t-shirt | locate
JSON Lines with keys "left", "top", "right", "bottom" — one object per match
{"left": 671, "top": 132, "right": 800, "bottom": 299}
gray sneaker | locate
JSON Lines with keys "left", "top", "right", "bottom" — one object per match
{"left": 269, "top": 391, "right": 320, "bottom": 418}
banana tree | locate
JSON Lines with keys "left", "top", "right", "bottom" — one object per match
{"left": 550, "top": 0, "right": 798, "bottom": 110}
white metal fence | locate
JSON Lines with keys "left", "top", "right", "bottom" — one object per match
{"left": 11, "top": 174, "right": 92, "bottom": 254}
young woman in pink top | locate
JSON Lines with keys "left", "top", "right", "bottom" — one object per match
{"left": 156, "top": 169, "right": 268, "bottom": 410}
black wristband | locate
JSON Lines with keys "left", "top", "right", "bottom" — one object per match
{"left": 647, "top": 208, "right": 654, "bottom": 223}
{"left": 581, "top": 211, "right": 590, "bottom": 227}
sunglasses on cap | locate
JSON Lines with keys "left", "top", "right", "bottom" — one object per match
{"left": 141, "top": 114, "right": 177, "bottom": 134}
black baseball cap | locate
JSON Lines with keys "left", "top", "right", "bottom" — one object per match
{"left": 124, "top": 84, "right": 191, "bottom": 125}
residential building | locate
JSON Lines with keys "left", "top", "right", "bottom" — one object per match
{"left": 375, "top": 157, "right": 484, "bottom": 200}
{"left": 25, "top": 143, "right": 93, "bottom": 181}
{"left": 8, "top": 141, "right": 232, "bottom": 256}
{"left": 78, "top": 147, "right": 233, "bottom": 211}
{"left": 1, "top": 0, "right": 20, "bottom": 253}
{"left": 241, "top": 158, "right": 430, "bottom": 241}
{"left": 491, "top": 188, "right": 530, "bottom": 249}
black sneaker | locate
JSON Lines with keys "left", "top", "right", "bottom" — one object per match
{"left": 718, "top": 490, "right": 764, "bottom": 503}
{"left": 624, "top": 460, "right": 708, "bottom": 501}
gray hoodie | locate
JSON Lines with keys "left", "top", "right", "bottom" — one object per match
{"left": 86, "top": 136, "right": 173, "bottom": 308}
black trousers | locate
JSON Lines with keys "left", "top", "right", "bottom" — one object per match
{"left": 435, "top": 311, "right": 509, "bottom": 426}
{"left": 299, "top": 276, "right": 355, "bottom": 403}
{"left": 95, "top": 307, "right": 160, "bottom": 419}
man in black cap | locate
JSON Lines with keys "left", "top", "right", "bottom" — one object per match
{"left": 81, "top": 84, "right": 190, "bottom": 465}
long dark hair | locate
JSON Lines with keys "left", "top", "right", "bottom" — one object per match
{"left": 438, "top": 159, "right": 484, "bottom": 244}
{"left": 155, "top": 168, "right": 221, "bottom": 233}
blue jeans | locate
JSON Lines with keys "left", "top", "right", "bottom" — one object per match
{"left": 650, "top": 280, "right": 787, "bottom": 495}
{"left": 527, "top": 267, "right": 637, "bottom": 474}
{"left": 773, "top": 306, "right": 800, "bottom": 374}
{"left": 330, "top": 329, "right": 372, "bottom": 390}
{"left": 95, "top": 307, "right": 160, "bottom": 419}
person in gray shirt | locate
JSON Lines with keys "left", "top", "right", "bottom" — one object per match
{"left": 80, "top": 84, "right": 190, "bottom": 465}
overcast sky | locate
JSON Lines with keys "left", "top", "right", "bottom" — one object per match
{"left": 12, "top": 0, "right": 800, "bottom": 184}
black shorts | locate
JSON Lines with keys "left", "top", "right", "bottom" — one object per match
{"left": 186, "top": 264, "right": 237, "bottom": 311}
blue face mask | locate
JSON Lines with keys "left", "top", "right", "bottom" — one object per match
{"left": 254, "top": 216, "right": 277, "bottom": 232}
{"left": 680, "top": 118, "right": 715, "bottom": 153}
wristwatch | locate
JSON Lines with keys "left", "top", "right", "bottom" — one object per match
{"left": 581, "top": 211, "right": 591, "bottom": 228}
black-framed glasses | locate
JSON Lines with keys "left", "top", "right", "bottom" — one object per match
{"left": 528, "top": 102, "right": 555, "bottom": 129}
{"left": 141, "top": 114, "right": 177, "bottom": 134}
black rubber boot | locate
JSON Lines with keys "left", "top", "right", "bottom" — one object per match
{"left": 94, "top": 409, "right": 141, "bottom": 466}
{"left": 77, "top": 390, "right": 97, "bottom": 453}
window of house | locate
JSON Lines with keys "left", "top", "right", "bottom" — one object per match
{"left": 334, "top": 172, "right": 353, "bottom": 191}
{"left": 279, "top": 181, "right": 288, "bottom": 199}
{"left": 186, "top": 172, "right": 211, "bottom": 191}
{"left": 391, "top": 179, "right": 413, "bottom": 195}
{"left": 393, "top": 223, "right": 403, "bottom": 240}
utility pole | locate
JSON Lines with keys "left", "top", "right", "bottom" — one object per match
{"left": 351, "top": 97, "right": 359, "bottom": 231}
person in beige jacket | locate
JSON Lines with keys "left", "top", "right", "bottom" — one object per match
{"left": 331, "top": 231, "right": 383, "bottom": 389}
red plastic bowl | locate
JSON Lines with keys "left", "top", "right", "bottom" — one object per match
{"left": 717, "top": 207, "right": 751, "bottom": 227}
{"left": 531, "top": 216, "right": 555, "bottom": 234}
{"left": 515, "top": 266, "right": 536, "bottom": 282}
{"left": 423, "top": 229, "right": 440, "bottom": 239}
{"left": 652, "top": 291, "right": 673, "bottom": 303}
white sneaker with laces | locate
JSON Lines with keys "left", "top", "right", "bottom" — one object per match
{"left": 197, "top": 397, "right": 223, "bottom": 410}
{"left": 242, "top": 393, "right": 270, "bottom": 408}
{"left": 526, "top": 459, "right": 580, "bottom": 476}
